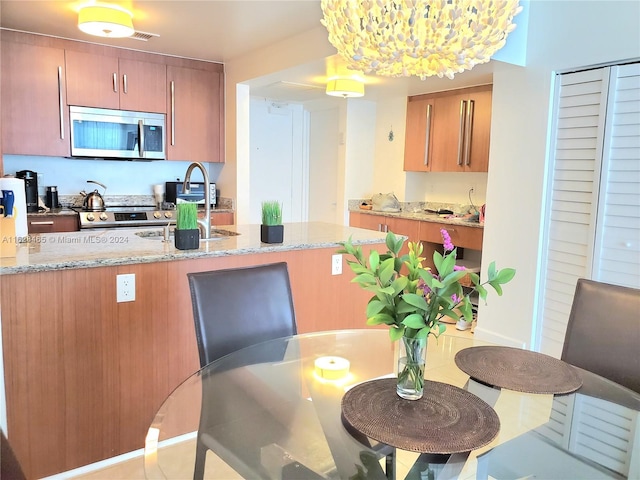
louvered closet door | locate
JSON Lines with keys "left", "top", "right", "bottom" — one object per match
{"left": 593, "top": 63, "right": 640, "bottom": 286}
{"left": 537, "top": 68, "right": 611, "bottom": 357}
{"left": 538, "top": 63, "right": 640, "bottom": 357}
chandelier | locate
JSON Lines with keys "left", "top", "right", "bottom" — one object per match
{"left": 320, "top": 0, "right": 522, "bottom": 80}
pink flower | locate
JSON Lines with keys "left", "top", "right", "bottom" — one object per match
{"left": 441, "top": 229, "right": 454, "bottom": 252}
{"left": 454, "top": 265, "right": 466, "bottom": 271}
{"left": 451, "top": 293, "right": 462, "bottom": 304}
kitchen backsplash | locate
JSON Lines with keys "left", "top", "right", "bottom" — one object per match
{"left": 56, "top": 194, "right": 234, "bottom": 210}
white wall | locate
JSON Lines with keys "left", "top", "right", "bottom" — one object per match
{"left": 308, "top": 106, "right": 341, "bottom": 224}
{"left": 476, "top": 0, "right": 640, "bottom": 348}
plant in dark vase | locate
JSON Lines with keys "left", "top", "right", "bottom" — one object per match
{"left": 174, "top": 202, "right": 200, "bottom": 250}
{"left": 260, "top": 201, "right": 283, "bottom": 244}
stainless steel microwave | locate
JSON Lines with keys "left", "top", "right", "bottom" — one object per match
{"left": 69, "top": 106, "right": 166, "bottom": 160}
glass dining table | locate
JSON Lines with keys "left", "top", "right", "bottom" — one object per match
{"left": 144, "top": 329, "right": 640, "bottom": 480}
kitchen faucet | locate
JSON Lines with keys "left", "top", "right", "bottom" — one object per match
{"left": 182, "top": 162, "right": 211, "bottom": 240}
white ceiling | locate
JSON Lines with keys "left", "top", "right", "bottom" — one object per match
{"left": 0, "top": 0, "right": 496, "bottom": 102}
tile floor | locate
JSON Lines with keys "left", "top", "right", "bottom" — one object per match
{"left": 68, "top": 325, "right": 477, "bottom": 480}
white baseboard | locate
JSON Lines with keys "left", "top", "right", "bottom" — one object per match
{"left": 40, "top": 432, "right": 197, "bottom": 480}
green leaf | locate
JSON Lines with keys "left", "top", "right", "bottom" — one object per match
{"left": 440, "top": 269, "right": 468, "bottom": 286}
{"left": 389, "top": 326, "right": 405, "bottom": 341}
{"left": 495, "top": 267, "right": 516, "bottom": 284}
{"left": 433, "top": 250, "right": 444, "bottom": 272}
{"left": 352, "top": 273, "right": 376, "bottom": 285}
{"left": 369, "top": 250, "right": 380, "bottom": 272}
{"left": 415, "top": 327, "right": 430, "bottom": 339}
{"left": 489, "top": 281, "right": 504, "bottom": 295}
{"left": 390, "top": 276, "right": 409, "bottom": 295}
{"left": 385, "top": 232, "right": 400, "bottom": 254}
{"left": 366, "top": 300, "right": 386, "bottom": 317}
{"left": 488, "top": 261, "right": 497, "bottom": 281}
{"left": 367, "top": 313, "right": 396, "bottom": 326}
{"left": 379, "top": 258, "right": 396, "bottom": 285}
{"left": 402, "top": 313, "right": 426, "bottom": 329}
{"left": 401, "top": 293, "right": 429, "bottom": 311}
{"left": 476, "top": 284, "right": 488, "bottom": 301}
{"left": 378, "top": 286, "right": 395, "bottom": 295}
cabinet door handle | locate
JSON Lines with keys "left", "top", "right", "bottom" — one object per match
{"left": 464, "top": 99, "right": 475, "bottom": 166}
{"left": 30, "top": 221, "right": 54, "bottom": 225}
{"left": 123, "top": 74, "right": 128, "bottom": 94}
{"left": 57, "top": 66, "right": 64, "bottom": 140}
{"left": 457, "top": 100, "right": 467, "bottom": 166}
{"left": 113, "top": 73, "right": 118, "bottom": 93}
{"left": 170, "top": 81, "right": 176, "bottom": 146}
{"left": 138, "top": 120, "right": 145, "bottom": 157}
{"left": 424, "top": 103, "right": 432, "bottom": 166}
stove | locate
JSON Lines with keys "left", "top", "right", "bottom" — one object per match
{"left": 73, "top": 205, "right": 176, "bottom": 229}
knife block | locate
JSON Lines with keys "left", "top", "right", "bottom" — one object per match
{"left": 0, "top": 207, "right": 18, "bottom": 258}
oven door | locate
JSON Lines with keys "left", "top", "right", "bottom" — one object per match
{"left": 70, "top": 106, "right": 166, "bottom": 160}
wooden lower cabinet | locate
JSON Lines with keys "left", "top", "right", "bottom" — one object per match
{"left": 26, "top": 215, "right": 79, "bottom": 233}
{"left": 0, "top": 244, "right": 386, "bottom": 478}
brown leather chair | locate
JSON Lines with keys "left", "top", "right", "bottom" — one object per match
{"left": 1, "top": 429, "right": 26, "bottom": 480}
{"left": 187, "top": 262, "right": 298, "bottom": 479}
{"left": 561, "top": 278, "right": 640, "bottom": 393}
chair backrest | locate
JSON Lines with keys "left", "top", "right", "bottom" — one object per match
{"left": 187, "top": 262, "right": 297, "bottom": 367}
{"left": 561, "top": 278, "right": 640, "bottom": 393}
{"left": 1, "top": 429, "right": 26, "bottom": 480}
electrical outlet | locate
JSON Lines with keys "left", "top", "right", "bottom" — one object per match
{"left": 117, "top": 273, "right": 136, "bottom": 303}
{"left": 331, "top": 254, "right": 342, "bottom": 275}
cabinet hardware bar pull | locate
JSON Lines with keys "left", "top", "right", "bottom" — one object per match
{"left": 123, "top": 74, "right": 128, "bottom": 94}
{"left": 113, "top": 73, "right": 118, "bottom": 93}
{"left": 424, "top": 103, "right": 432, "bottom": 166}
{"left": 30, "top": 221, "right": 54, "bottom": 225}
{"left": 170, "top": 81, "right": 175, "bottom": 146}
{"left": 457, "top": 100, "right": 467, "bottom": 166}
{"left": 464, "top": 99, "right": 475, "bottom": 166}
{"left": 138, "top": 120, "right": 145, "bottom": 157}
{"left": 57, "top": 66, "right": 64, "bottom": 140}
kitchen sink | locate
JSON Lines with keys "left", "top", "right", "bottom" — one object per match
{"left": 135, "top": 228, "right": 240, "bottom": 241}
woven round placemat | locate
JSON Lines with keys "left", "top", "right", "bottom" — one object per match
{"left": 455, "top": 346, "right": 582, "bottom": 394}
{"left": 341, "top": 378, "right": 500, "bottom": 454}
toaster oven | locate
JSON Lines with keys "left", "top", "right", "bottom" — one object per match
{"left": 165, "top": 181, "right": 216, "bottom": 207}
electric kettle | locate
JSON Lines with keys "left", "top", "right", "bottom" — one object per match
{"left": 80, "top": 180, "right": 107, "bottom": 211}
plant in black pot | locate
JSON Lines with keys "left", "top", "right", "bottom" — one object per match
{"left": 175, "top": 202, "right": 200, "bottom": 250}
{"left": 260, "top": 201, "right": 283, "bottom": 244}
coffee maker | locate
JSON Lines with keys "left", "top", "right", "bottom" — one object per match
{"left": 16, "top": 170, "right": 39, "bottom": 213}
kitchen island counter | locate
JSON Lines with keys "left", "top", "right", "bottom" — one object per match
{"left": 0, "top": 222, "right": 387, "bottom": 275}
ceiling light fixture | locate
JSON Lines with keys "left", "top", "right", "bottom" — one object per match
{"left": 326, "top": 78, "right": 365, "bottom": 98}
{"left": 78, "top": 3, "right": 135, "bottom": 38}
{"left": 321, "top": 0, "right": 522, "bottom": 80}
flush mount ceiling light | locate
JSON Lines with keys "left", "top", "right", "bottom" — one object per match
{"left": 78, "top": 3, "right": 135, "bottom": 38}
{"left": 326, "top": 78, "right": 365, "bottom": 98}
{"left": 320, "top": 0, "right": 522, "bottom": 80}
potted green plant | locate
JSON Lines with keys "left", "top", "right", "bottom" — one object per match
{"left": 260, "top": 201, "right": 283, "bottom": 243}
{"left": 338, "top": 230, "right": 515, "bottom": 400}
{"left": 174, "top": 202, "right": 200, "bottom": 250}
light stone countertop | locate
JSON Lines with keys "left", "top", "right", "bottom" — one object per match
{"left": 0, "top": 222, "right": 388, "bottom": 275}
{"left": 349, "top": 207, "right": 485, "bottom": 229}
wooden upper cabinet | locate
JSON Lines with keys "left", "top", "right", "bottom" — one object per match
{"left": 1, "top": 40, "right": 70, "bottom": 156}
{"left": 65, "top": 51, "right": 166, "bottom": 113}
{"left": 166, "top": 65, "right": 224, "bottom": 162}
{"left": 405, "top": 84, "right": 492, "bottom": 173}
{"left": 403, "top": 97, "right": 435, "bottom": 172}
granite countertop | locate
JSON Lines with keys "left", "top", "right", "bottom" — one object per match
{"left": 26, "top": 208, "right": 79, "bottom": 217}
{"left": 349, "top": 207, "right": 484, "bottom": 229}
{"left": 0, "top": 222, "right": 388, "bottom": 275}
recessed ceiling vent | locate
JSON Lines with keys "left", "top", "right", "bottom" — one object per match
{"left": 130, "top": 30, "right": 160, "bottom": 41}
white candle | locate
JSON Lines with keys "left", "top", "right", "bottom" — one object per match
{"left": 314, "top": 356, "right": 350, "bottom": 380}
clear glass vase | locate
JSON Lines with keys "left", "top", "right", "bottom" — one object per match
{"left": 397, "top": 334, "right": 427, "bottom": 400}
